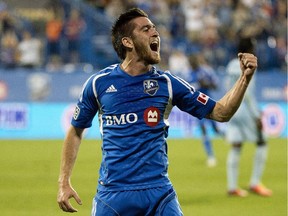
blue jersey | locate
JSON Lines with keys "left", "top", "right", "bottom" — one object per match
{"left": 72, "top": 64, "right": 216, "bottom": 191}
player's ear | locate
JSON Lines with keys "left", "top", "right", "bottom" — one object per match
{"left": 122, "top": 37, "right": 133, "bottom": 49}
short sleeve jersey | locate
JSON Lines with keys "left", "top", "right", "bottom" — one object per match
{"left": 72, "top": 64, "right": 216, "bottom": 191}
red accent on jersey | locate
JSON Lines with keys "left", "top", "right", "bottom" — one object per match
{"left": 144, "top": 107, "right": 160, "bottom": 127}
{"left": 197, "top": 93, "right": 208, "bottom": 105}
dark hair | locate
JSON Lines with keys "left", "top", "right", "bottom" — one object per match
{"left": 111, "top": 8, "right": 148, "bottom": 60}
{"left": 237, "top": 37, "right": 256, "bottom": 54}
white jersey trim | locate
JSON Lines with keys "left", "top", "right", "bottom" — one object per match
{"left": 162, "top": 74, "right": 173, "bottom": 127}
{"left": 167, "top": 70, "right": 196, "bottom": 92}
{"left": 92, "top": 72, "right": 111, "bottom": 136}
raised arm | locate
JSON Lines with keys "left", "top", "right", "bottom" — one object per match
{"left": 208, "top": 53, "right": 258, "bottom": 122}
{"left": 57, "top": 125, "right": 84, "bottom": 212}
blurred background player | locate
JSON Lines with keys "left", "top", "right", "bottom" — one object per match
{"left": 225, "top": 36, "right": 272, "bottom": 197}
{"left": 188, "top": 53, "right": 222, "bottom": 167}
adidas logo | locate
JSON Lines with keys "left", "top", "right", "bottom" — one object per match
{"left": 105, "top": 85, "right": 117, "bottom": 93}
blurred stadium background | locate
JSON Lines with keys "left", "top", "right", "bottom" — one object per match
{"left": 0, "top": 0, "right": 287, "bottom": 215}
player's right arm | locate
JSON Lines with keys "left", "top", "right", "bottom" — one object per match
{"left": 208, "top": 53, "right": 257, "bottom": 122}
{"left": 57, "top": 125, "right": 84, "bottom": 212}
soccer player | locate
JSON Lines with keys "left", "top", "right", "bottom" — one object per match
{"left": 225, "top": 37, "right": 272, "bottom": 197}
{"left": 188, "top": 53, "right": 222, "bottom": 167}
{"left": 57, "top": 8, "right": 258, "bottom": 215}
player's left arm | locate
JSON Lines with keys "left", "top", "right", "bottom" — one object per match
{"left": 207, "top": 53, "right": 258, "bottom": 122}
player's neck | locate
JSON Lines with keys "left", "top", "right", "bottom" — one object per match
{"left": 121, "top": 58, "right": 152, "bottom": 76}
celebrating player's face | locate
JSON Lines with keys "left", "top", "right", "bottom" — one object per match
{"left": 131, "top": 17, "right": 161, "bottom": 64}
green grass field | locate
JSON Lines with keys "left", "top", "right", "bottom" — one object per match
{"left": 0, "top": 138, "right": 286, "bottom": 216}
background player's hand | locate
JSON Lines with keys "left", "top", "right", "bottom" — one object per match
{"left": 57, "top": 184, "right": 82, "bottom": 212}
{"left": 238, "top": 53, "right": 258, "bottom": 78}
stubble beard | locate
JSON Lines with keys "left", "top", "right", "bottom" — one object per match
{"left": 134, "top": 41, "right": 161, "bottom": 65}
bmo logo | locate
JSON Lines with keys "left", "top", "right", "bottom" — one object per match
{"left": 105, "top": 113, "right": 138, "bottom": 125}
{"left": 144, "top": 107, "right": 160, "bottom": 127}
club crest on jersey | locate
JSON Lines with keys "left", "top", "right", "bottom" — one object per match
{"left": 197, "top": 93, "right": 209, "bottom": 105}
{"left": 143, "top": 80, "right": 159, "bottom": 96}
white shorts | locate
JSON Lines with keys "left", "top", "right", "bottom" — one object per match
{"left": 225, "top": 106, "right": 264, "bottom": 144}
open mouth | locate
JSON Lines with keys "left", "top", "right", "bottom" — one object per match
{"left": 150, "top": 42, "right": 159, "bottom": 52}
